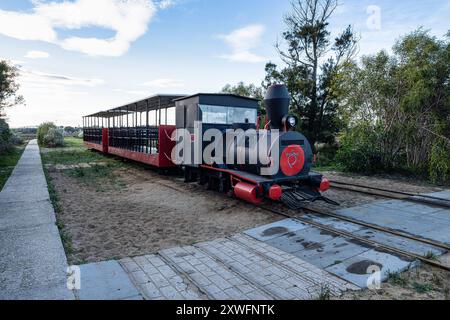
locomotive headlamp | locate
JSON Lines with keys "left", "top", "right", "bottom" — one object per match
{"left": 287, "top": 116, "right": 297, "bottom": 128}
{"left": 282, "top": 115, "right": 298, "bottom": 130}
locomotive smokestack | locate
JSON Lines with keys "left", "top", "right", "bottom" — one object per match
{"left": 264, "top": 84, "right": 291, "bottom": 130}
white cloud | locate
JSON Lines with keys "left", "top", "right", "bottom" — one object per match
{"left": 141, "top": 78, "right": 185, "bottom": 88}
{"left": 20, "top": 68, "right": 105, "bottom": 87}
{"left": 25, "top": 50, "right": 50, "bottom": 59}
{"left": 0, "top": 0, "right": 172, "bottom": 57}
{"left": 156, "top": 0, "right": 175, "bottom": 9}
{"left": 218, "top": 24, "right": 266, "bottom": 63}
{"left": 0, "top": 9, "right": 56, "bottom": 42}
{"left": 113, "top": 88, "right": 152, "bottom": 96}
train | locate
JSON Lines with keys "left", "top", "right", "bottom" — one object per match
{"left": 82, "top": 84, "right": 336, "bottom": 208}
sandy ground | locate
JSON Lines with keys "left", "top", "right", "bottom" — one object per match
{"left": 49, "top": 165, "right": 280, "bottom": 265}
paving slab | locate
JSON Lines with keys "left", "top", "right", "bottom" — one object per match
{"left": 0, "top": 200, "right": 55, "bottom": 231}
{"left": 160, "top": 246, "right": 274, "bottom": 300}
{"left": 243, "top": 203, "right": 449, "bottom": 290}
{"left": 353, "top": 228, "right": 446, "bottom": 257}
{"left": 265, "top": 226, "right": 340, "bottom": 254}
{"left": 302, "top": 214, "right": 366, "bottom": 233}
{"left": 0, "top": 140, "right": 74, "bottom": 300}
{"left": 119, "top": 255, "right": 203, "bottom": 300}
{"left": 230, "top": 234, "right": 359, "bottom": 294}
{"left": 428, "top": 210, "right": 450, "bottom": 222}
{"left": 335, "top": 206, "right": 450, "bottom": 245}
{"left": 419, "top": 190, "right": 450, "bottom": 200}
{"left": 198, "top": 238, "right": 314, "bottom": 299}
{"left": 77, "top": 261, "right": 141, "bottom": 300}
{"left": 244, "top": 219, "right": 310, "bottom": 241}
{"left": 325, "top": 250, "right": 414, "bottom": 288}
{"left": 290, "top": 237, "right": 372, "bottom": 269}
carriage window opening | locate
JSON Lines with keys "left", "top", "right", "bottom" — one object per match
{"left": 200, "top": 105, "right": 228, "bottom": 124}
{"left": 199, "top": 105, "right": 257, "bottom": 125}
{"left": 166, "top": 107, "right": 176, "bottom": 125}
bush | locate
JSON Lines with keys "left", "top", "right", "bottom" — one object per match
{"left": 335, "top": 126, "right": 384, "bottom": 174}
{"left": 429, "top": 140, "right": 450, "bottom": 185}
{"left": 0, "top": 119, "right": 13, "bottom": 153}
{"left": 315, "top": 143, "right": 338, "bottom": 167}
{"left": 43, "top": 127, "right": 64, "bottom": 148}
{"left": 37, "top": 122, "right": 57, "bottom": 146}
{"left": 10, "top": 131, "right": 24, "bottom": 145}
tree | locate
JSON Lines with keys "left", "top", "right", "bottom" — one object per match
{"left": 0, "top": 60, "right": 24, "bottom": 117}
{"left": 338, "top": 29, "right": 450, "bottom": 183}
{"left": 264, "top": 0, "right": 358, "bottom": 146}
{"left": 221, "top": 82, "right": 265, "bottom": 114}
{"left": 64, "top": 126, "right": 76, "bottom": 134}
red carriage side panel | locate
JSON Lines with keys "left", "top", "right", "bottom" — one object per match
{"left": 158, "top": 125, "right": 176, "bottom": 168}
{"left": 84, "top": 141, "right": 104, "bottom": 152}
{"left": 102, "top": 128, "right": 109, "bottom": 153}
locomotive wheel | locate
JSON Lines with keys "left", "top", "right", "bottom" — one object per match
{"left": 184, "top": 167, "right": 198, "bottom": 183}
{"left": 218, "top": 177, "right": 230, "bottom": 193}
{"left": 198, "top": 171, "right": 208, "bottom": 186}
{"left": 203, "top": 181, "right": 212, "bottom": 190}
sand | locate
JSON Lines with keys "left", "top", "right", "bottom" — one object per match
{"left": 49, "top": 165, "right": 280, "bottom": 264}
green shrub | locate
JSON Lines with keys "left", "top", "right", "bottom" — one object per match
{"left": 335, "top": 125, "right": 384, "bottom": 174}
{"left": 43, "top": 127, "right": 64, "bottom": 148}
{"left": 10, "top": 131, "right": 24, "bottom": 145}
{"left": 315, "top": 143, "right": 338, "bottom": 167}
{"left": 37, "top": 122, "right": 57, "bottom": 146}
{"left": 0, "top": 119, "right": 13, "bottom": 153}
{"left": 429, "top": 140, "right": 450, "bottom": 185}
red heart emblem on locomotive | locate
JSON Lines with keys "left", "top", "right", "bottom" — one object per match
{"left": 287, "top": 152, "right": 298, "bottom": 168}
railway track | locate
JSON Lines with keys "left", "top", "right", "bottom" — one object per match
{"left": 258, "top": 205, "right": 450, "bottom": 272}
{"left": 155, "top": 176, "right": 450, "bottom": 273}
{"left": 330, "top": 180, "right": 450, "bottom": 210}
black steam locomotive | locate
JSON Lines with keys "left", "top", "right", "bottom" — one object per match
{"left": 175, "top": 84, "right": 334, "bottom": 208}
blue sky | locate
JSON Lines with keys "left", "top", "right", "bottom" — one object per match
{"left": 1, "top": 0, "right": 449, "bottom": 127}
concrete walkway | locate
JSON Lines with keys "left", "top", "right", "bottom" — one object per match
{"left": 0, "top": 140, "right": 74, "bottom": 300}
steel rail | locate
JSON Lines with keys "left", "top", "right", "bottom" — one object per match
{"left": 156, "top": 177, "right": 450, "bottom": 252}
{"left": 258, "top": 206, "right": 450, "bottom": 272}
{"left": 149, "top": 175, "right": 450, "bottom": 271}
{"left": 298, "top": 206, "right": 450, "bottom": 251}
{"left": 330, "top": 184, "right": 450, "bottom": 210}
{"left": 331, "top": 180, "right": 450, "bottom": 203}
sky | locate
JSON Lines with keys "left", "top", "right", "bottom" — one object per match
{"left": 0, "top": 0, "right": 449, "bottom": 128}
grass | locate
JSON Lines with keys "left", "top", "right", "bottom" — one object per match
{"left": 43, "top": 162, "right": 73, "bottom": 254}
{"left": 0, "top": 144, "right": 26, "bottom": 191}
{"left": 66, "top": 163, "right": 126, "bottom": 192}
{"left": 41, "top": 137, "right": 127, "bottom": 189}
{"left": 41, "top": 137, "right": 114, "bottom": 166}
{"left": 413, "top": 282, "right": 434, "bottom": 294}
{"left": 386, "top": 270, "right": 409, "bottom": 286}
{"left": 424, "top": 251, "right": 439, "bottom": 261}
{"left": 316, "top": 285, "right": 331, "bottom": 300}
{"left": 312, "top": 163, "right": 343, "bottom": 172}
